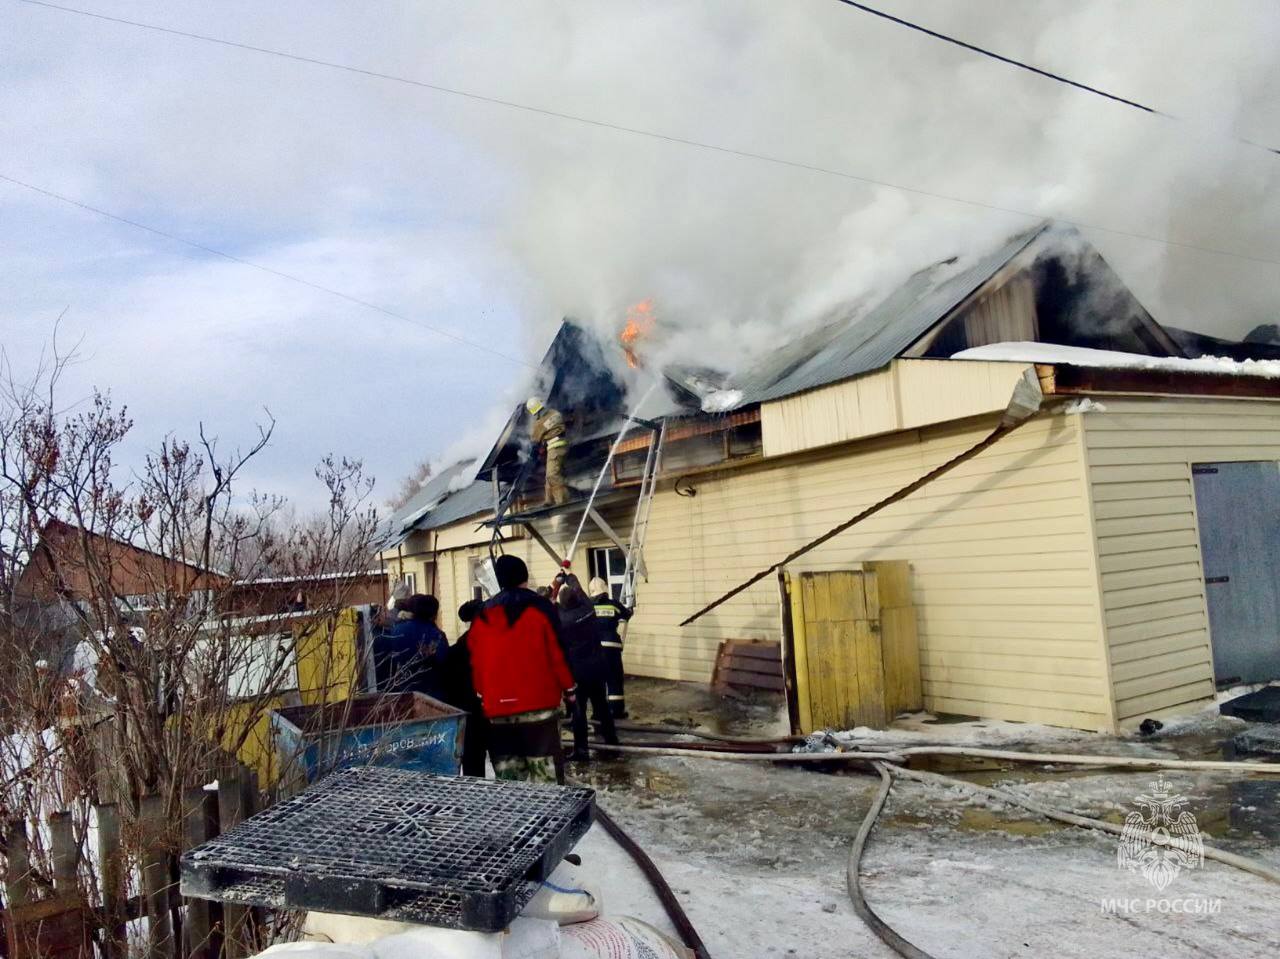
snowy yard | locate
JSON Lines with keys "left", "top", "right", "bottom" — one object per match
{"left": 567, "top": 681, "right": 1280, "bottom": 958}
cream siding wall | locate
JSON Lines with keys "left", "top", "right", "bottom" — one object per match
{"left": 429, "top": 527, "right": 622, "bottom": 641}
{"left": 626, "top": 411, "right": 1114, "bottom": 730}
{"left": 1082, "top": 396, "right": 1280, "bottom": 725}
{"left": 761, "top": 359, "right": 1032, "bottom": 458}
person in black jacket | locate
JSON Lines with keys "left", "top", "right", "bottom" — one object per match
{"left": 443, "top": 600, "right": 488, "bottom": 777}
{"left": 556, "top": 577, "right": 619, "bottom": 761}
{"left": 588, "top": 577, "right": 633, "bottom": 719}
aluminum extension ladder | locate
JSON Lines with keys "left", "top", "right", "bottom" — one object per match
{"left": 620, "top": 419, "right": 666, "bottom": 608}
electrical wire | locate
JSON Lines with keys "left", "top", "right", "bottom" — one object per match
{"left": 832, "top": 0, "right": 1280, "bottom": 157}
{"left": 0, "top": 171, "right": 533, "bottom": 370}
{"left": 14, "top": 0, "right": 1280, "bottom": 269}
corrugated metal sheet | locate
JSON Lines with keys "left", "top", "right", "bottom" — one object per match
{"left": 386, "top": 460, "right": 479, "bottom": 533}
{"left": 729, "top": 222, "right": 1048, "bottom": 406}
{"left": 416, "top": 481, "right": 492, "bottom": 531}
{"left": 378, "top": 462, "right": 491, "bottom": 552}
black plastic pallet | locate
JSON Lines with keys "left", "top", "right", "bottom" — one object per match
{"left": 1220, "top": 686, "right": 1280, "bottom": 724}
{"left": 180, "top": 766, "right": 594, "bottom": 932}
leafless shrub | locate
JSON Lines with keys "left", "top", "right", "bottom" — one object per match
{"left": 0, "top": 341, "right": 382, "bottom": 953}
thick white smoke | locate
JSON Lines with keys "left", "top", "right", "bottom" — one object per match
{"left": 12, "top": 1, "right": 1275, "bottom": 497}
{"left": 402, "top": 0, "right": 1280, "bottom": 376}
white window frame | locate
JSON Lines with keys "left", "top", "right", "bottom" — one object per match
{"left": 589, "top": 547, "right": 626, "bottom": 601}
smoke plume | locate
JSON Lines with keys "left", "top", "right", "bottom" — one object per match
{"left": 409, "top": 0, "right": 1280, "bottom": 378}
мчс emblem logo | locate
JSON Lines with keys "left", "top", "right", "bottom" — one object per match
{"left": 1117, "top": 777, "right": 1205, "bottom": 891}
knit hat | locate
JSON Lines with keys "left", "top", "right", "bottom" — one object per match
{"left": 494, "top": 554, "right": 529, "bottom": 590}
{"left": 587, "top": 577, "right": 609, "bottom": 597}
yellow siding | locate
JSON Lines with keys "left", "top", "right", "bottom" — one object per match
{"left": 1082, "top": 396, "right": 1280, "bottom": 725}
{"left": 434, "top": 515, "right": 496, "bottom": 551}
{"left": 761, "top": 359, "right": 1032, "bottom": 458}
{"left": 379, "top": 549, "right": 434, "bottom": 595}
{"left": 426, "top": 506, "right": 633, "bottom": 641}
{"left": 627, "top": 412, "right": 1113, "bottom": 730}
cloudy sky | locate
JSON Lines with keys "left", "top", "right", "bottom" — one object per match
{"left": 4, "top": 0, "right": 1279, "bottom": 511}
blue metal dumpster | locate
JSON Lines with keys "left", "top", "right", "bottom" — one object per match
{"left": 271, "top": 692, "right": 467, "bottom": 782}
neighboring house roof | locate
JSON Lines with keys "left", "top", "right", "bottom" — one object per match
{"left": 233, "top": 569, "right": 386, "bottom": 586}
{"left": 17, "top": 518, "right": 229, "bottom": 602}
{"left": 726, "top": 223, "right": 1050, "bottom": 407}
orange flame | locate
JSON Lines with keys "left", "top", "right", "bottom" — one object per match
{"left": 620, "top": 299, "right": 655, "bottom": 369}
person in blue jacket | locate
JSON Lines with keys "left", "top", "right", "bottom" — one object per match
{"left": 374, "top": 593, "right": 449, "bottom": 699}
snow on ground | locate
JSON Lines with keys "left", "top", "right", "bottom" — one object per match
{"left": 575, "top": 681, "right": 1280, "bottom": 958}
{"left": 953, "top": 342, "right": 1280, "bottom": 378}
{"left": 573, "top": 754, "right": 1280, "bottom": 958}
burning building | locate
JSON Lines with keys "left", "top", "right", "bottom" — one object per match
{"left": 381, "top": 222, "right": 1280, "bottom": 733}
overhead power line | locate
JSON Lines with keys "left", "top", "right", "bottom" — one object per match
{"left": 832, "top": 0, "right": 1280, "bottom": 156}
{"left": 0, "top": 172, "right": 533, "bottom": 368}
{"left": 13, "top": 0, "right": 1280, "bottom": 270}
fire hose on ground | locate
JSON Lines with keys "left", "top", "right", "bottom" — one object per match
{"left": 577, "top": 732, "right": 1280, "bottom": 959}
{"left": 582, "top": 739, "right": 1280, "bottom": 774}
{"left": 593, "top": 805, "right": 713, "bottom": 959}
{"left": 848, "top": 761, "right": 1280, "bottom": 959}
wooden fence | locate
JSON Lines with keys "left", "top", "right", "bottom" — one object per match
{"left": 3, "top": 765, "right": 267, "bottom": 959}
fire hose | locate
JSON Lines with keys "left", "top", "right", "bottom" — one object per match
{"left": 847, "top": 760, "right": 1280, "bottom": 959}
{"left": 580, "top": 733, "right": 1280, "bottom": 959}
{"left": 592, "top": 805, "right": 713, "bottom": 959}
{"left": 581, "top": 739, "right": 1280, "bottom": 773}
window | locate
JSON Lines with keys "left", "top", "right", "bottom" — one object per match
{"left": 399, "top": 573, "right": 417, "bottom": 594}
{"left": 589, "top": 547, "right": 626, "bottom": 601}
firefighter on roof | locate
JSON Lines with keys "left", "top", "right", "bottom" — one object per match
{"left": 527, "top": 397, "right": 569, "bottom": 506}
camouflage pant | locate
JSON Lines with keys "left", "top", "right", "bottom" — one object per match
{"left": 487, "top": 709, "right": 564, "bottom": 784}
{"left": 545, "top": 444, "right": 569, "bottom": 505}
{"left": 492, "top": 755, "right": 559, "bottom": 784}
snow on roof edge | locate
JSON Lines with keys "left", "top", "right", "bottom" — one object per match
{"left": 953, "top": 342, "right": 1280, "bottom": 380}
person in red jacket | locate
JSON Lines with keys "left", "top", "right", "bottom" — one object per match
{"left": 467, "top": 554, "right": 576, "bottom": 783}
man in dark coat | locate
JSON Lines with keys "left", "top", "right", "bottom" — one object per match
{"left": 467, "top": 555, "right": 576, "bottom": 784}
{"left": 558, "top": 577, "right": 619, "bottom": 761}
{"left": 373, "top": 594, "right": 448, "bottom": 699}
{"left": 442, "top": 599, "right": 487, "bottom": 777}
{"left": 589, "top": 577, "right": 633, "bottom": 719}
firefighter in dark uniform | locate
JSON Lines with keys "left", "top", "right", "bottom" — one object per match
{"left": 589, "top": 576, "right": 632, "bottom": 718}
